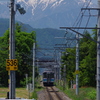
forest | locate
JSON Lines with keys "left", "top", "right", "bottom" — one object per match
{"left": 61, "top": 28, "right": 97, "bottom": 87}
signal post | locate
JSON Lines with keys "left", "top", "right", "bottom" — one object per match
{"left": 8, "top": 0, "right": 16, "bottom": 98}
{"left": 6, "top": 0, "right": 26, "bottom": 98}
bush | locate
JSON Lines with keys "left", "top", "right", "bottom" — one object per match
{"left": 30, "top": 90, "right": 38, "bottom": 99}
{"left": 87, "top": 90, "right": 96, "bottom": 100}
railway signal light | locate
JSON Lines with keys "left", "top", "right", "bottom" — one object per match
{"left": 16, "top": 4, "right": 26, "bottom": 14}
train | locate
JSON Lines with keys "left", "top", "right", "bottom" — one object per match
{"left": 42, "top": 70, "right": 55, "bottom": 86}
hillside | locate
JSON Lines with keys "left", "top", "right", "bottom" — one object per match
{"left": 0, "top": 18, "right": 67, "bottom": 50}
{"left": 0, "top": 18, "right": 9, "bottom": 36}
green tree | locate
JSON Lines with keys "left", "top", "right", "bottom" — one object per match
{"left": 0, "top": 30, "right": 9, "bottom": 86}
{"left": 79, "top": 30, "right": 96, "bottom": 87}
{"left": 61, "top": 48, "right": 76, "bottom": 88}
{"left": 15, "top": 31, "right": 36, "bottom": 87}
{"left": 0, "top": 23, "right": 37, "bottom": 87}
{"left": 61, "top": 29, "right": 97, "bottom": 87}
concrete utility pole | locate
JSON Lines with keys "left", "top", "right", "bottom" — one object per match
{"left": 76, "top": 33, "right": 79, "bottom": 95}
{"left": 8, "top": 0, "right": 26, "bottom": 98}
{"left": 63, "top": 65, "right": 66, "bottom": 90}
{"left": 32, "top": 43, "right": 35, "bottom": 91}
{"left": 58, "top": 52, "right": 61, "bottom": 84}
{"left": 9, "top": 0, "right": 16, "bottom": 98}
{"left": 25, "top": 74, "right": 28, "bottom": 90}
{"left": 55, "top": 50, "right": 59, "bottom": 84}
{"left": 97, "top": 0, "right": 100, "bottom": 100}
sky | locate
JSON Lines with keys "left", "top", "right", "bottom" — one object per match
{"left": 0, "top": 0, "right": 97, "bottom": 5}
{"left": 92, "top": 0, "right": 97, "bottom": 4}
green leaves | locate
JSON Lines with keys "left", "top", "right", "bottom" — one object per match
{"left": 79, "top": 30, "right": 96, "bottom": 87}
{"left": 61, "top": 29, "right": 97, "bottom": 87}
{"left": 0, "top": 23, "right": 36, "bottom": 87}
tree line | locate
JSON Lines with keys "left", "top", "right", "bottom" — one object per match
{"left": 0, "top": 23, "right": 39, "bottom": 87}
{"left": 61, "top": 28, "right": 97, "bottom": 87}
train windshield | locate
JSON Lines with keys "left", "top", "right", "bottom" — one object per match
{"left": 43, "top": 72, "right": 54, "bottom": 78}
{"left": 43, "top": 73, "right": 47, "bottom": 78}
{"left": 50, "top": 73, "right": 54, "bottom": 78}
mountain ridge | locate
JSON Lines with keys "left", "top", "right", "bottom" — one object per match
{"left": 0, "top": 18, "right": 66, "bottom": 47}
{"left": 0, "top": 0, "right": 97, "bottom": 28}
{"left": 0, "top": 18, "right": 70, "bottom": 58}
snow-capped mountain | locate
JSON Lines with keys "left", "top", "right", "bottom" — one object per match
{"left": 0, "top": 0, "right": 97, "bottom": 28}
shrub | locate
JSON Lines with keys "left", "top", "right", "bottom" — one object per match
{"left": 87, "top": 90, "right": 96, "bottom": 100}
{"left": 30, "top": 90, "right": 37, "bottom": 99}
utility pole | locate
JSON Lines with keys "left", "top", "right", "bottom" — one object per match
{"left": 7, "top": 1, "right": 26, "bottom": 98}
{"left": 58, "top": 52, "right": 61, "bottom": 85}
{"left": 25, "top": 74, "right": 28, "bottom": 90}
{"left": 55, "top": 50, "right": 59, "bottom": 83}
{"left": 9, "top": 0, "right": 15, "bottom": 98}
{"left": 55, "top": 50, "right": 59, "bottom": 84}
{"left": 33, "top": 42, "right": 35, "bottom": 91}
{"left": 76, "top": 33, "right": 79, "bottom": 95}
{"left": 63, "top": 65, "right": 66, "bottom": 90}
{"left": 97, "top": 0, "right": 100, "bottom": 100}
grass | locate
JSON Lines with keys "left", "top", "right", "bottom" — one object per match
{"left": 0, "top": 77, "right": 44, "bottom": 99}
{"left": 0, "top": 87, "right": 30, "bottom": 99}
{"left": 0, "top": 87, "right": 8, "bottom": 98}
{"left": 30, "top": 83, "right": 44, "bottom": 99}
{"left": 16, "top": 88, "right": 31, "bottom": 99}
{"left": 65, "top": 88, "right": 96, "bottom": 100}
{"left": 1, "top": 82, "right": 96, "bottom": 100}
{"left": 57, "top": 85, "right": 96, "bottom": 100}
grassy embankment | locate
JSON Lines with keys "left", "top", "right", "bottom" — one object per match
{"left": 30, "top": 79, "right": 44, "bottom": 99}
{"left": 30, "top": 78, "right": 96, "bottom": 100}
{"left": 0, "top": 82, "right": 96, "bottom": 100}
{"left": 0, "top": 77, "right": 43, "bottom": 99}
{"left": 0, "top": 87, "right": 30, "bottom": 98}
{"left": 57, "top": 84, "right": 96, "bottom": 100}
{"left": 0, "top": 85, "right": 43, "bottom": 99}
{"left": 0, "top": 83, "right": 43, "bottom": 99}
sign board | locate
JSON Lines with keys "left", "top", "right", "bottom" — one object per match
{"left": 6, "top": 59, "right": 18, "bottom": 71}
{"left": 75, "top": 70, "right": 80, "bottom": 74}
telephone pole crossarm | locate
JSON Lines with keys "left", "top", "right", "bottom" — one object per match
{"left": 81, "top": 8, "right": 100, "bottom": 10}
{"left": 60, "top": 27, "right": 100, "bottom": 29}
{"left": 60, "top": 27, "right": 98, "bottom": 43}
{"left": 55, "top": 44, "right": 67, "bottom": 45}
{"left": 69, "top": 29, "right": 98, "bottom": 43}
{"left": 54, "top": 47, "right": 74, "bottom": 49}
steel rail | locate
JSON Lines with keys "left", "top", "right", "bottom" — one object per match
{"left": 51, "top": 87, "right": 62, "bottom": 100}
{"left": 46, "top": 87, "right": 54, "bottom": 100}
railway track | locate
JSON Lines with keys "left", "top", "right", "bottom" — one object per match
{"left": 46, "top": 86, "right": 63, "bottom": 100}
{"left": 38, "top": 82, "right": 71, "bottom": 100}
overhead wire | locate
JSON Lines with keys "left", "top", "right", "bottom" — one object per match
{"left": 64, "top": 1, "right": 88, "bottom": 49}
{"left": 75, "top": 0, "right": 92, "bottom": 28}
{"left": 71, "top": 0, "right": 92, "bottom": 35}
{"left": 55, "top": 1, "right": 88, "bottom": 53}
{"left": 54, "top": 0, "right": 94, "bottom": 68}
{"left": 54, "top": 0, "right": 91, "bottom": 53}
{"left": 74, "top": 0, "right": 97, "bottom": 51}
{"left": 62, "top": 0, "right": 94, "bottom": 54}
{"left": 79, "top": 0, "right": 97, "bottom": 49}
{"left": 83, "top": 10, "right": 91, "bottom": 33}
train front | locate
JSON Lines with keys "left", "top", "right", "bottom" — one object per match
{"left": 43, "top": 71, "right": 54, "bottom": 86}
